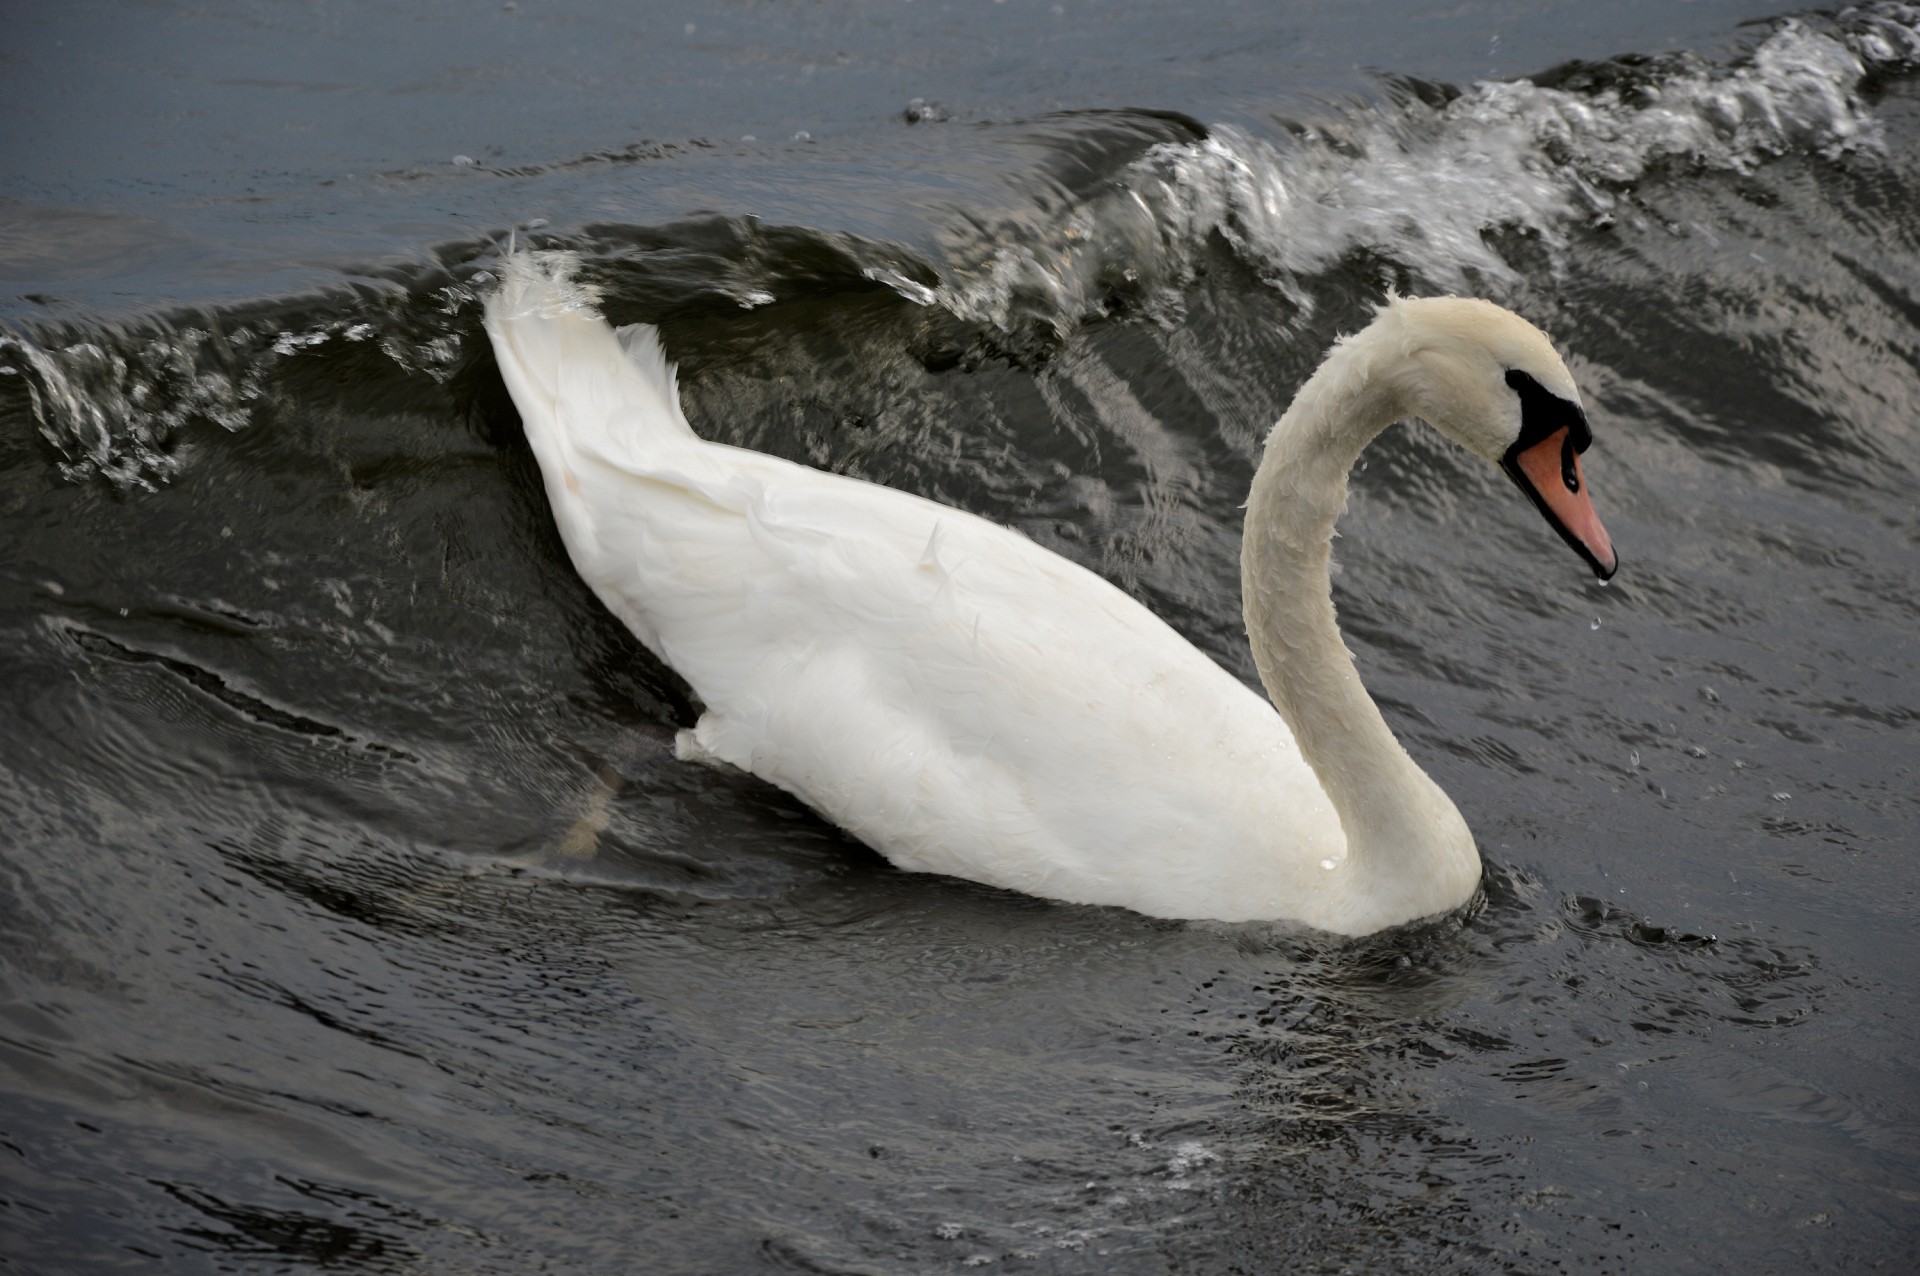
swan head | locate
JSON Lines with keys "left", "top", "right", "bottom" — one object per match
{"left": 1380, "top": 296, "right": 1618, "bottom": 581}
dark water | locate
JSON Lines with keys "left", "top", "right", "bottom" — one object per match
{"left": 5, "top": 2, "right": 1919, "bottom": 1271}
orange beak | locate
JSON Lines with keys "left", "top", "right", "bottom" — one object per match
{"left": 1503, "top": 426, "right": 1617, "bottom": 580}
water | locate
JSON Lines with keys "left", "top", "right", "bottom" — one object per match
{"left": 4, "top": 2, "right": 1919, "bottom": 1271}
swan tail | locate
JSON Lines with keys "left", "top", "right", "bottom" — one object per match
{"left": 483, "top": 251, "right": 699, "bottom": 484}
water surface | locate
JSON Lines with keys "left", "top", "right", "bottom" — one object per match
{"left": 3, "top": 2, "right": 1917, "bottom": 1271}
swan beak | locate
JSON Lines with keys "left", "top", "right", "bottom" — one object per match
{"left": 1503, "top": 426, "right": 1618, "bottom": 580}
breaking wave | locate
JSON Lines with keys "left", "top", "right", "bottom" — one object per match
{"left": 3, "top": 4, "right": 1917, "bottom": 487}
{"left": 911, "top": 5, "right": 1920, "bottom": 328}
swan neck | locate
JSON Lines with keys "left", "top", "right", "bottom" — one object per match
{"left": 1241, "top": 325, "right": 1477, "bottom": 918}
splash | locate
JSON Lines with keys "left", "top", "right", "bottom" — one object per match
{"left": 878, "top": 6, "right": 1920, "bottom": 328}
{"left": 0, "top": 327, "right": 263, "bottom": 489}
{"left": 0, "top": 283, "right": 482, "bottom": 489}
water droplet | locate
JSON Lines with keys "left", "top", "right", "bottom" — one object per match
{"left": 1166, "top": 1141, "right": 1218, "bottom": 1176}
{"left": 1772, "top": 791, "right": 1791, "bottom": 802}
{"left": 1628, "top": 747, "right": 1640, "bottom": 770}
{"left": 792, "top": 130, "right": 812, "bottom": 142}
{"left": 1320, "top": 857, "right": 1336, "bottom": 871}
{"left": 1699, "top": 686, "right": 1720, "bottom": 703}
{"left": 451, "top": 154, "right": 476, "bottom": 168}
{"left": 1687, "top": 745, "right": 1708, "bottom": 758}
{"left": 1590, "top": 617, "right": 1601, "bottom": 630}
{"left": 903, "top": 97, "right": 953, "bottom": 123}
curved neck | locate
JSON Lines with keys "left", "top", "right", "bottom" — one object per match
{"left": 1240, "top": 325, "right": 1479, "bottom": 928}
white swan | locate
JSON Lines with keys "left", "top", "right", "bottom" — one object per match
{"left": 484, "top": 251, "right": 1617, "bottom": 936}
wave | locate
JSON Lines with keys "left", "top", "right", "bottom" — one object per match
{"left": 913, "top": 4, "right": 1920, "bottom": 326}
{"left": 0, "top": 272, "right": 488, "bottom": 489}
{"left": 3, "top": 4, "right": 1917, "bottom": 487}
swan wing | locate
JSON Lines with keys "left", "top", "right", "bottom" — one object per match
{"left": 571, "top": 438, "right": 1338, "bottom": 915}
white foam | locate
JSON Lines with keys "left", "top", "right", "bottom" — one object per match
{"left": 1845, "top": 2, "right": 1920, "bottom": 67}
{"left": 1165, "top": 1139, "right": 1219, "bottom": 1178}
{"left": 871, "top": 7, "right": 1920, "bottom": 330}
{"left": 1145, "top": 15, "right": 1903, "bottom": 294}
{"left": 1, "top": 285, "right": 484, "bottom": 487}
{"left": 0, "top": 328, "right": 261, "bottom": 488}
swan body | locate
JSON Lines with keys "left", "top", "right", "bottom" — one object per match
{"left": 485, "top": 252, "right": 1616, "bottom": 936}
